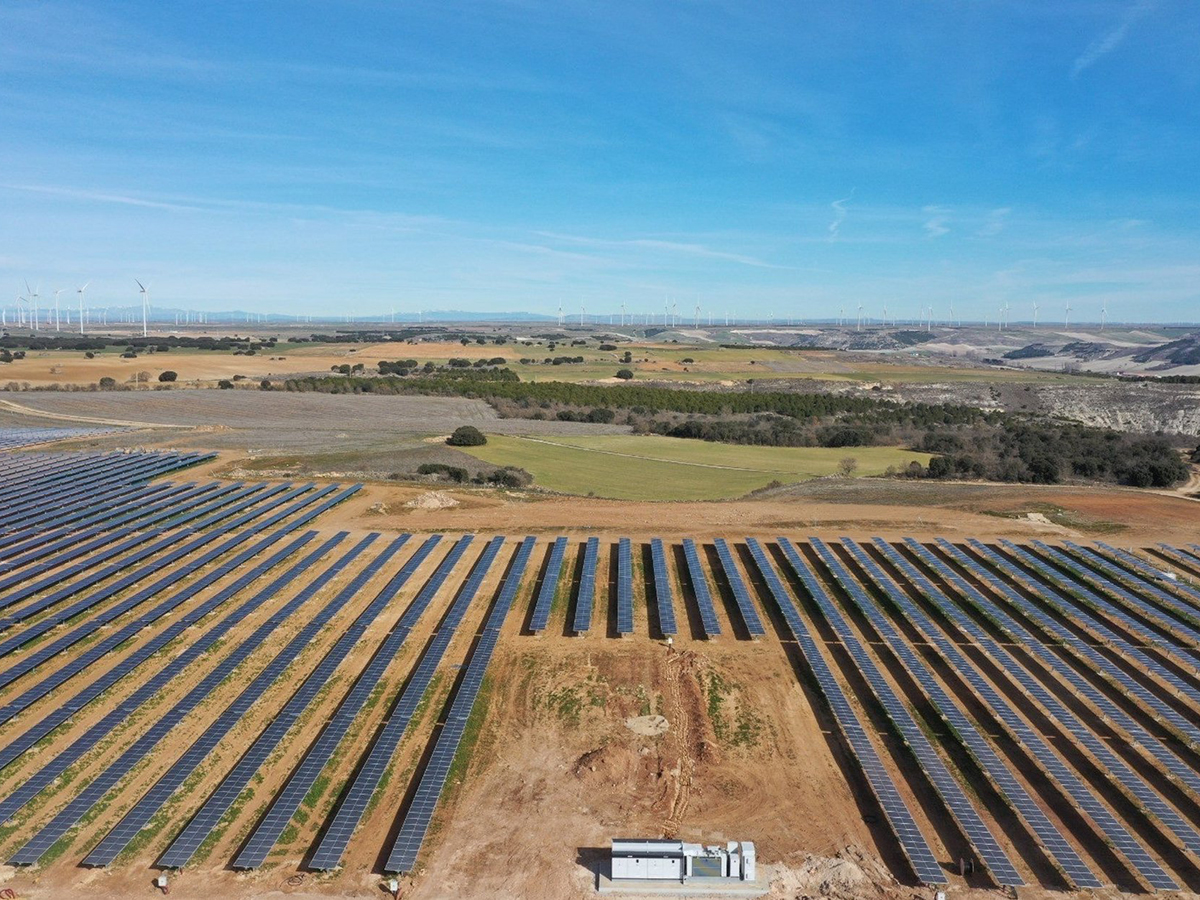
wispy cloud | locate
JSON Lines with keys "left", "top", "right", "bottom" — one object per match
{"left": 922, "top": 205, "right": 950, "bottom": 238}
{"left": 978, "top": 207, "right": 1011, "bottom": 237}
{"left": 537, "top": 232, "right": 790, "bottom": 269}
{"left": 1072, "top": 0, "right": 1158, "bottom": 77}
{"left": 828, "top": 189, "right": 855, "bottom": 242}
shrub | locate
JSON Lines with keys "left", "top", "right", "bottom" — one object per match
{"left": 259, "top": 379, "right": 273, "bottom": 390}
{"left": 586, "top": 407, "right": 615, "bottom": 424}
{"left": 447, "top": 425, "right": 487, "bottom": 446}
{"left": 98, "top": 376, "right": 117, "bottom": 390}
{"left": 84, "top": 351, "right": 95, "bottom": 359}
{"left": 837, "top": 457, "right": 858, "bottom": 477}
{"left": 927, "top": 455, "right": 954, "bottom": 478}
{"left": 416, "top": 463, "right": 469, "bottom": 483}
{"left": 486, "top": 466, "right": 532, "bottom": 488}
{"left": 615, "top": 368, "right": 634, "bottom": 380}
{"left": 158, "top": 370, "right": 178, "bottom": 382}
{"left": 218, "top": 379, "right": 234, "bottom": 389}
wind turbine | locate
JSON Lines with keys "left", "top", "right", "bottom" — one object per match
{"left": 24, "top": 281, "right": 39, "bottom": 331}
{"left": 948, "top": 303, "right": 955, "bottom": 327}
{"left": 671, "top": 300, "right": 678, "bottom": 327}
{"left": 620, "top": 301, "right": 627, "bottom": 326}
{"left": 557, "top": 302, "right": 564, "bottom": 327}
{"left": 580, "top": 304, "right": 585, "bottom": 326}
{"left": 856, "top": 302, "right": 863, "bottom": 331}
{"left": 76, "top": 282, "right": 87, "bottom": 336}
{"left": 1032, "top": 301, "right": 1039, "bottom": 327}
{"left": 694, "top": 302, "right": 700, "bottom": 329}
{"left": 1100, "top": 299, "right": 1107, "bottom": 332}
{"left": 839, "top": 305, "right": 844, "bottom": 327}
{"left": 882, "top": 303, "right": 888, "bottom": 327}
{"left": 136, "top": 280, "right": 149, "bottom": 337}
{"left": 1064, "top": 302, "right": 1072, "bottom": 328}
{"left": 51, "top": 289, "right": 64, "bottom": 331}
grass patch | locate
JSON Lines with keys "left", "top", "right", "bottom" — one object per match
{"left": 460, "top": 434, "right": 930, "bottom": 500}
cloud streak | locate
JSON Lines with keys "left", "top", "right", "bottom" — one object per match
{"left": 828, "top": 189, "right": 855, "bottom": 241}
{"left": 1072, "top": 0, "right": 1157, "bottom": 77}
{"left": 922, "top": 205, "right": 950, "bottom": 238}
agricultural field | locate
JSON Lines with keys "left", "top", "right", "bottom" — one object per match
{"left": 458, "top": 433, "right": 930, "bottom": 500}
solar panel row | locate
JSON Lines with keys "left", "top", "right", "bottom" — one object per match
{"left": 385, "top": 536, "right": 537, "bottom": 874}
{"left": 789, "top": 539, "right": 1025, "bottom": 887}
{"left": 1063, "top": 542, "right": 1200, "bottom": 635}
{"left": 232, "top": 535, "right": 446, "bottom": 869}
{"left": 78, "top": 533, "right": 387, "bottom": 867}
{"left": 307, "top": 535, "right": 496, "bottom": 871}
{"left": 965, "top": 539, "right": 1200, "bottom": 749}
{"left": 649, "top": 539, "right": 677, "bottom": 636}
{"left": 1093, "top": 543, "right": 1200, "bottom": 608}
{"left": 880, "top": 539, "right": 1200, "bottom": 852}
{"left": 616, "top": 538, "right": 634, "bottom": 635}
{"left": 7, "top": 533, "right": 355, "bottom": 863}
{"left": 826, "top": 539, "right": 1173, "bottom": 890}
{"left": 528, "top": 536, "right": 567, "bottom": 633}
{"left": 712, "top": 539, "right": 766, "bottom": 636}
{"left": 0, "top": 531, "right": 323, "bottom": 822}
{"left": 572, "top": 537, "right": 599, "bottom": 634}
{"left": 740, "top": 539, "right": 946, "bottom": 886}
{"left": 157, "top": 534, "right": 417, "bottom": 868}
{"left": 682, "top": 539, "right": 721, "bottom": 637}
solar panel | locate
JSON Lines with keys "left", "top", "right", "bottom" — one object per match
{"left": 158, "top": 534, "right": 418, "bottom": 868}
{"left": 6, "top": 533, "right": 355, "bottom": 864}
{"left": 1094, "top": 543, "right": 1200, "bottom": 608}
{"left": 796, "top": 538, "right": 1100, "bottom": 889}
{"left": 77, "top": 534, "right": 391, "bottom": 868}
{"left": 232, "top": 536, "right": 447, "bottom": 868}
{"left": 0, "top": 532, "right": 328, "bottom": 822}
{"left": 528, "top": 536, "right": 566, "bottom": 632}
{"left": 682, "top": 539, "right": 721, "bottom": 637}
{"left": 862, "top": 538, "right": 1200, "bottom": 861}
{"left": 307, "top": 535, "right": 498, "bottom": 871}
{"left": 616, "top": 538, "right": 634, "bottom": 635}
{"left": 384, "top": 536, "right": 536, "bottom": 873}
{"left": 649, "top": 539, "right": 677, "bottom": 636}
{"left": 713, "top": 539, "right": 766, "bottom": 636}
{"left": 572, "top": 537, "right": 599, "bottom": 634}
{"left": 740, "top": 539, "right": 946, "bottom": 886}
{"left": 895, "top": 538, "right": 1200, "bottom": 836}
{"left": 963, "top": 539, "right": 1200, "bottom": 748}
{"left": 1063, "top": 542, "right": 1200, "bottom": 635}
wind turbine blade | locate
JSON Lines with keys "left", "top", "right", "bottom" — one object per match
{"left": 135, "top": 279, "right": 146, "bottom": 291}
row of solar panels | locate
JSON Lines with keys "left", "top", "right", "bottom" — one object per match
{"left": 0, "top": 426, "right": 123, "bottom": 452}
{"left": 527, "top": 536, "right": 765, "bottom": 638}
{"left": 5, "top": 530, "right": 1200, "bottom": 885}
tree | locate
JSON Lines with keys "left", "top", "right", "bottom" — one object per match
{"left": 158, "top": 370, "right": 178, "bottom": 382}
{"left": 837, "top": 457, "right": 858, "bottom": 477}
{"left": 217, "top": 379, "right": 234, "bottom": 389}
{"left": 927, "top": 455, "right": 954, "bottom": 479}
{"left": 259, "top": 379, "right": 273, "bottom": 390}
{"left": 98, "top": 376, "right": 117, "bottom": 390}
{"left": 447, "top": 425, "right": 487, "bottom": 446}
{"left": 615, "top": 368, "right": 634, "bottom": 380}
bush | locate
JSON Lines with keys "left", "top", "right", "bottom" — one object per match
{"left": 927, "top": 455, "right": 954, "bottom": 479}
{"left": 98, "top": 376, "right": 117, "bottom": 390}
{"left": 586, "top": 407, "right": 615, "bottom": 424}
{"left": 837, "top": 457, "right": 858, "bottom": 477}
{"left": 615, "top": 368, "right": 634, "bottom": 380}
{"left": 259, "top": 379, "right": 273, "bottom": 390}
{"left": 486, "top": 466, "right": 532, "bottom": 488}
{"left": 158, "top": 370, "right": 178, "bottom": 382}
{"left": 447, "top": 425, "right": 487, "bottom": 446}
{"left": 416, "top": 463, "right": 469, "bottom": 483}
{"left": 218, "top": 379, "right": 234, "bottom": 389}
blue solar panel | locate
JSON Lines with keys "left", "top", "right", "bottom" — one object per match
{"left": 385, "top": 536, "right": 536, "bottom": 873}
{"left": 7, "top": 533, "right": 355, "bottom": 865}
{"left": 884, "top": 538, "right": 1200, "bottom": 853}
{"left": 741, "top": 539, "right": 946, "bottom": 886}
{"left": 713, "top": 539, "right": 765, "bottom": 636}
{"left": 231, "top": 535, "right": 445, "bottom": 869}
{"left": 158, "top": 534, "right": 419, "bottom": 868}
{"left": 649, "top": 539, "right": 677, "bottom": 636}
{"left": 682, "top": 539, "right": 721, "bottom": 637}
{"left": 307, "top": 535, "right": 501, "bottom": 871}
{"left": 616, "top": 538, "right": 634, "bottom": 635}
{"left": 800, "top": 538, "right": 1100, "bottom": 889}
{"left": 528, "top": 537, "right": 566, "bottom": 633}
{"left": 572, "top": 537, "right": 599, "bottom": 634}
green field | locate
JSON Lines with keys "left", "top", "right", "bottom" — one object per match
{"left": 459, "top": 433, "right": 932, "bottom": 500}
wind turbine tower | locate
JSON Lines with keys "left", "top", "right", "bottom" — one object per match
{"left": 1101, "top": 299, "right": 1108, "bottom": 332}
{"left": 25, "top": 281, "right": 39, "bottom": 331}
{"left": 856, "top": 302, "right": 863, "bottom": 331}
{"left": 1033, "top": 301, "right": 1039, "bottom": 327}
{"left": 1064, "top": 302, "right": 1072, "bottom": 328}
{"left": 136, "top": 280, "right": 149, "bottom": 337}
{"left": 53, "top": 289, "right": 63, "bottom": 331}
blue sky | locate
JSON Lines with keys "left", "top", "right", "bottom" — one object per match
{"left": 1, "top": 1, "right": 1198, "bottom": 322}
